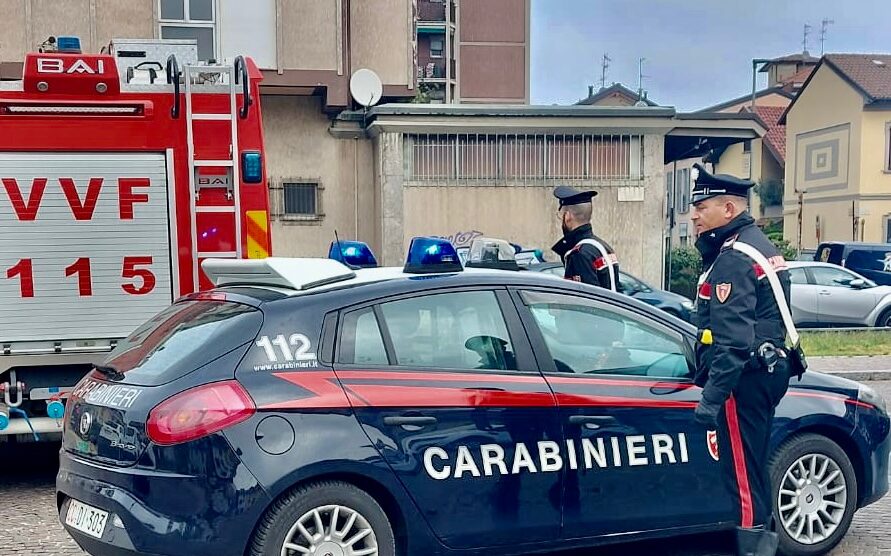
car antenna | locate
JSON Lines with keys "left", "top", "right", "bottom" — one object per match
{"left": 335, "top": 229, "right": 344, "bottom": 261}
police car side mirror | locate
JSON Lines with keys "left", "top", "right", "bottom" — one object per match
{"left": 848, "top": 278, "right": 868, "bottom": 289}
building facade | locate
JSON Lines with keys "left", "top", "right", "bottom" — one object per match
{"left": 782, "top": 54, "right": 891, "bottom": 248}
{"left": 415, "top": 0, "right": 530, "bottom": 104}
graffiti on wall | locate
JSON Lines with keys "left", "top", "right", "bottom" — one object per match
{"left": 439, "top": 230, "right": 484, "bottom": 248}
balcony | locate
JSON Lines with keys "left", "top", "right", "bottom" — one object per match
{"left": 418, "top": 1, "right": 446, "bottom": 22}
{"left": 418, "top": 61, "right": 446, "bottom": 80}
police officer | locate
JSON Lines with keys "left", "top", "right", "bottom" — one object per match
{"left": 690, "top": 163, "right": 792, "bottom": 556}
{"left": 551, "top": 185, "right": 621, "bottom": 292}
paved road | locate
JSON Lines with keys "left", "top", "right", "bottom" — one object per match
{"left": 3, "top": 381, "right": 891, "bottom": 556}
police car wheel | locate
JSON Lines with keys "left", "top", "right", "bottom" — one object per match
{"left": 769, "top": 434, "right": 857, "bottom": 556}
{"left": 877, "top": 308, "right": 891, "bottom": 329}
{"left": 249, "top": 480, "right": 396, "bottom": 556}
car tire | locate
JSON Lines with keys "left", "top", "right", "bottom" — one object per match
{"left": 249, "top": 480, "right": 397, "bottom": 556}
{"left": 876, "top": 308, "right": 891, "bottom": 329}
{"left": 769, "top": 434, "right": 857, "bottom": 556}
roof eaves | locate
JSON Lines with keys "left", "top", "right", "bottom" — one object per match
{"left": 695, "top": 87, "right": 794, "bottom": 113}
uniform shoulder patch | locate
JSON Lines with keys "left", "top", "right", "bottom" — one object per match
{"left": 715, "top": 283, "right": 732, "bottom": 303}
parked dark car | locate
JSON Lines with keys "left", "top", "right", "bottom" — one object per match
{"left": 815, "top": 241, "right": 891, "bottom": 286}
{"left": 527, "top": 262, "right": 694, "bottom": 322}
{"left": 57, "top": 243, "right": 889, "bottom": 556}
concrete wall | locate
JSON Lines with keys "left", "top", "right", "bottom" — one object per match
{"left": 0, "top": 0, "right": 153, "bottom": 60}
{"left": 262, "top": 96, "right": 376, "bottom": 258}
{"left": 381, "top": 132, "right": 666, "bottom": 284}
{"left": 279, "top": 0, "right": 340, "bottom": 71}
{"left": 784, "top": 64, "right": 865, "bottom": 248}
{"left": 351, "top": 0, "right": 413, "bottom": 87}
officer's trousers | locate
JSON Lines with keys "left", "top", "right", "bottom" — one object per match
{"left": 716, "top": 363, "right": 791, "bottom": 529}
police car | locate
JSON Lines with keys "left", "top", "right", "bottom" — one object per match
{"left": 57, "top": 237, "right": 890, "bottom": 556}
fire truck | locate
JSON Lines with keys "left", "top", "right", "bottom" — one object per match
{"left": 0, "top": 36, "right": 271, "bottom": 442}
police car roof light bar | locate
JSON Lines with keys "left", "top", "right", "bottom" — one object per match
{"left": 403, "top": 237, "right": 463, "bottom": 274}
{"left": 329, "top": 240, "right": 378, "bottom": 269}
{"left": 201, "top": 258, "right": 356, "bottom": 291}
{"left": 465, "top": 237, "right": 521, "bottom": 271}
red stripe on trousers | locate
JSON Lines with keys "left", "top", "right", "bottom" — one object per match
{"left": 725, "top": 395, "right": 754, "bottom": 528}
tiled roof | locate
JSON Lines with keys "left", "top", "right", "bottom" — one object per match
{"left": 780, "top": 67, "right": 815, "bottom": 87}
{"left": 576, "top": 83, "right": 658, "bottom": 106}
{"left": 751, "top": 105, "right": 786, "bottom": 162}
{"left": 824, "top": 54, "right": 891, "bottom": 101}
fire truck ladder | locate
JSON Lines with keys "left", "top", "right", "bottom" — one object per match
{"left": 183, "top": 61, "right": 243, "bottom": 290}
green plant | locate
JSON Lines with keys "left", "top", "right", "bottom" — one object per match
{"left": 754, "top": 179, "right": 784, "bottom": 211}
{"left": 411, "top": 84, "right": 432, "bottom": 104}
{"left": 667, "top": 247, "right": 702, "bottom": 300}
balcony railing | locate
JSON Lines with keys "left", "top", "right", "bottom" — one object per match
{"left": 418, "top": 61, "right": 446, "bottom": 79}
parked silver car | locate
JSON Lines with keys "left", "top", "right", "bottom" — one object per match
{"left": 788, "top": 261, "right": 891, "bottom": 327}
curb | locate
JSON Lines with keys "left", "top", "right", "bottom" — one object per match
{"left": 818, "top": 369, "right": 891, "bottom": 382}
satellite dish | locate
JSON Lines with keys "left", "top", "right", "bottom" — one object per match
{"left": 350, "top": 68, "right": 383, "bottom": 107}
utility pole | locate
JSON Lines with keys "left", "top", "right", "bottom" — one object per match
{"left": 797, "top": 189, "right": 804, "bottom": 254}
{"left": 802, "top": 23, "right": 812, "bottom": 54}
{"left": 751, "top": 58, "right": 771, "bottom": 110}
{"left": 600, "top": 53, "right": 611, "bottom": 90}
{"left": 820, "top": 18, "right": 834, "bottom": 55}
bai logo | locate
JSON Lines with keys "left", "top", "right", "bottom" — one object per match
{"left": 36, "top": 57, "right": 106, "bottom": 75}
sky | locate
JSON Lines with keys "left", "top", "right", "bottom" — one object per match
{"left": 531, "top": 0, "right": 891, "bottom": 112}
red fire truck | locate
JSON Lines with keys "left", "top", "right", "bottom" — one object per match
{"left": 0, "top": 36, "right": 271, "bottom": 441}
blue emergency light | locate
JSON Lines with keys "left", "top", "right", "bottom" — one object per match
{"left": 56, "top": 36, "right": 82, "bottom": 53}
{"left": 404, "top": 237, "right": 463, "bottom": 274}
{"left": 329, "top": 240, "right": 378, "bottom": 268}
{"left": 241, "top": 151, "right": 263, "bottom": 184}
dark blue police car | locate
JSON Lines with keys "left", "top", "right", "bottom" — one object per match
{"left": 57, "top": 238, "right": 890, "bottom": 556}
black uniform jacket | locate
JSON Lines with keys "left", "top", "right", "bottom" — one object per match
{"left": 693, "top": 213, "right": 791, "bottom": 405}
{"left": 552, "top": 224, "right": 621, "bottom": 292}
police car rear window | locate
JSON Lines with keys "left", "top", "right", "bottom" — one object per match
{"left": 104, "top": 300, "right": 262, "bottom": 386}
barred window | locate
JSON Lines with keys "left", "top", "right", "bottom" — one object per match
{"left": 270, "top": 181, "right": 322, "bottom": 222}
{"left": 284, "top": 183, "right": 317, "bottom": 215}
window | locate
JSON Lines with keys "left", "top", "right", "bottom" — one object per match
{"left": 281, "top": 182, "right": 320, "bottom": 219}
{"left": 678, "top": 222, "right": 689, "bottom": 247}
{"left": 522, "top": 291, "right": 689, "bottom": 378}
{"left": 378, "top": 291, "right": 517, "bottom": 371}
{"left": 159, "top": 0, "right": 216, "bottom": 62}
{"left": 665, "top": 171, "right": 674, "bottom": 217}
{"left": 810, "top": 266, "right": 858, "bottom": 288}
{"left": 788, "top": 268, "right": 809, "bottom": 285}
{"left": 339, "top": 308, "right": 389, "bottom": 366}
{"left": 675, "top": 168, "right": 690, "bottom": 214}
{"left": 430, "top": 38, "right": 444, "bottom": 58}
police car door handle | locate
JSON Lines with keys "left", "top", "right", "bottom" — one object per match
{"left": 568, "top": 415, "right": 615, "bottom": 429}
{"left": 383, "top": 415, "right": 438, "bottom": 427}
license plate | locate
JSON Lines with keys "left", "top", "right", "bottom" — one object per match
{"left": 65, "top": 499, "right": 108, "bottom": 539}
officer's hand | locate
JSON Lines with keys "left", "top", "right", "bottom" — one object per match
{"left": 694, "top": 398, "right": 721, "bottom": 428}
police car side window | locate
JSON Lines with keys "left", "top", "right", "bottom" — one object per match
{"left": 339, "top": 308, "right": 389, "bottom": 366}
{"left": 378, "top": 291, "right": 518, "bottom": 371}
{"left": 521, "top": 291, "right": 689, "bottom": 378}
